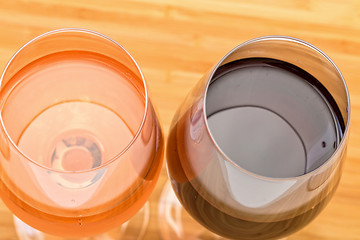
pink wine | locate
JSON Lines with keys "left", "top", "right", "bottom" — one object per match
{"left": 0, "top": 50, "right": 163, "bottom": 237}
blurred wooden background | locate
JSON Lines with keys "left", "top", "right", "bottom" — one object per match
{"left": 0, "top": 0, "right": 360, "bottom": 239}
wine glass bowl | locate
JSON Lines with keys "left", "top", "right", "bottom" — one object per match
{"left": 0, "top": 29, "right": 163, "bottom": 238}
{"left": 166, "top": 36, "right": 350, "bottom": 239}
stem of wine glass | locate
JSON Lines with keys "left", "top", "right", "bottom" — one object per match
{"left": 158, "top": 181, "right": 225, "bottom": 240}
{"left": 14, "top": 203, "right": 150, "bottom": 240}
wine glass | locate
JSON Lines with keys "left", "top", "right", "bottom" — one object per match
{"left": 0, "top": 28, "right": 163, "bottom": 239}
{"left": 165, "top": 36, "right": 350, "bottom": 239}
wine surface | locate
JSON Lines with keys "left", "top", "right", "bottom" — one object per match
{"left": 206, "top": 58, "right": 343, "bottom": 178}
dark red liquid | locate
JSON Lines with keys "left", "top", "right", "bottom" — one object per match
{"left": 167, "top": 58, "right": 345, "bottom": 239}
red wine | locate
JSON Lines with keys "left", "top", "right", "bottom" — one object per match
{"left": 206, "top": 58, "right": 344, "bottom": 178}
{"left": 167, "top": 58, "right": 345, "bottom": 239}
{"left": 168, "top": 167, "right": 339, "bottom": 239}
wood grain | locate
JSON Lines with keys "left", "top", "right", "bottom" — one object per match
{"left": 0, "top": 0, "right": 359, "bottom": 239}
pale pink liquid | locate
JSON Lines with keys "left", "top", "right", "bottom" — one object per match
{"left": 0, "top": 51, "right": 163, "bottom": 237}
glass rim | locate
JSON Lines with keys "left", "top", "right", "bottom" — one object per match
{"left": 0, "top": 28, "right": 149, "bottom": 174}
{"left": 203, "top": 35, "right": 351, "bottom": 181}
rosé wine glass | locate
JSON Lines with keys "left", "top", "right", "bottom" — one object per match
{"left": 165, "top": 36, "right": 350, "bottom": 240}
{"left": 0, "top": 29, "right": 163, "bottom": 239}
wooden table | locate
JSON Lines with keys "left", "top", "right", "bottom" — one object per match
{"left": 0, "top": 0, "right": 359, "bottom": 239}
